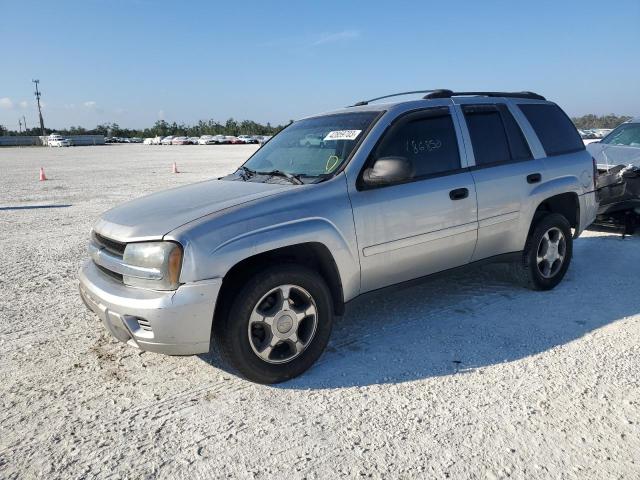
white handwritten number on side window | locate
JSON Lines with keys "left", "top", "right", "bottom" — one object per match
{"left": 406, "top": 138, "right": 442, "bottom": 155}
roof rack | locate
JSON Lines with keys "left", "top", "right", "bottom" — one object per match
{"left": 351, "top": 89, "right": 545, "bottom": 106}
{"left": 423, "top": 90, "right": 546, "bottom": 101}
{"left": 351, "top": 90, "right": 442, "bottom": 106}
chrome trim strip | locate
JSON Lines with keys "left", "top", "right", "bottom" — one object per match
{"left": 88, "top": 243, "right": 163, "bottom": 280}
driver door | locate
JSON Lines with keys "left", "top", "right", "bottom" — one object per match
{"left": 348, "top": 107, "right": 478, "bottom": 292}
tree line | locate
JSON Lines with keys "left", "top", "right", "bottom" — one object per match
{"left": 0, "top": 114, "right": 633, "bottom": 138}
{"left": 0, "top": 118, "right": 291, "bottom": 138}
{"left": 570, "top": 114, "right": 632, "bottom": 130}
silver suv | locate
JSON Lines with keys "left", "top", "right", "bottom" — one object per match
{"left": 79, "top": 90, "right": 598, "bottom": 383}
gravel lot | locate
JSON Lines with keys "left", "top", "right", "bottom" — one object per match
{"left": 1, "top": 145, "right": 639, "bottom": 479}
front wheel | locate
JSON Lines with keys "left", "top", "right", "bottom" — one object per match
{"left": 216, "top": 265, "right": 334, "bottom": 383}
{"left": 513, "top": 213, "right": 573, "bottom": 290}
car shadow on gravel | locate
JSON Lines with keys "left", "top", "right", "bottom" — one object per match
{"left": 200, "top": 234, "right": 640, "bottom": 389}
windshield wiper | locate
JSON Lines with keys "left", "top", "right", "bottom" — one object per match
{"left": 257, "top": 169, "right": 304, "bottom": 185}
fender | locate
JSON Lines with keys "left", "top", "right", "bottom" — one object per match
{"left": 176, "top": 216, "right": 361, "bottom": 303}
{"left": 515, "top": 175, "right": 582, "bottom": 249}
{"left": 167, "top": 173, "right": 362, "bottom": 302}
{"left": 529, "top": 174, "right": 582, "bottom": 201}
{"left": 217, "top": 217, "right": 358, "bottom": 300}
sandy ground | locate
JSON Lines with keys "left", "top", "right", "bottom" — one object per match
{"left": 0, "top": 145, "right": 639, "bottom": 479}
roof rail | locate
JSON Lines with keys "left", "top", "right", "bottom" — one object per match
{"left": 351, "top": 90, "right": 442, "bottom": 106}
{"left": 423, "top": 90, "right": 546, "bottom": 101}
{"left": 351, "top": 89, "right": 546, "bottom": 106}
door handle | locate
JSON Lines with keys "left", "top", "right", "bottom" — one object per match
{"left": 527, "top": 173, "right": 542, "bottom": 184}
{"left": 449, "top": 187, "right": 469, "bottom": 200}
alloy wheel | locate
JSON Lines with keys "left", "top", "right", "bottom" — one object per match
{"left": 247, "top": 284, "right": 318, "bottom": 364}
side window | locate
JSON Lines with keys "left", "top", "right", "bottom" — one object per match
{"left": 518, "top": 103, "right": 585, "bottom": 156}
{"left": 372, "top": 108, "right": 461, "bottom": 180}
{"left": 462, "top": 104, "right": 532, "bottom": 167}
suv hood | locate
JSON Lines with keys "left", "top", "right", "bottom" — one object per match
{"left": 94, "top": 179, "right": 291, "bottom": 242}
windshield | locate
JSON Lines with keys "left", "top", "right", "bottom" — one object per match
{"left": 601, "top": 123, "right": 640, "bottom": 147}
{"left": 240, "top": 111, "right": 380, "bottom": 179}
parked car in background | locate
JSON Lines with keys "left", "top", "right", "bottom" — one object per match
{"left": 48, "top": 134, "right": 72, "bottom": 147}
{"left": 588, "top": 117, "right": 640, "bottom": 170}
{"left": 214, "top": 135, "right": 230, "bottom": 144}
{"left": 237, "top": 135, "right": 259, "bottom": 144}
{"left": 151, "top": 136, "right": 164, "bottom": 145}
{"left": 199, "top": 136, "right": 222, "bottom": 145}
{"left": 130, "top": 137, "right": 143, "bottom": 143}
{"left": 172, "top": 137, "right": 190, "bottom": 145}
{"left": 188, "top": 137, "right": 200, "bottom": 145}
{"left": 143, "top": 138, "right": 154, "bottom": 145}
{"left": 79, "top": 89, "right": 597, "bottom": 383}
{"left": 258, "top": 135, "right": 272, "bottom": 145}
{"left": 161, "top": 136, "right": 175, "bottom": 145}
{"left": 224, "top": 136, "right": 244, "bottom": 144}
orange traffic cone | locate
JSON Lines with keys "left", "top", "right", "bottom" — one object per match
{"left": 172, "top": 162, "right": 179, "bottom": 174}
{"left": 39, "top": 167, "right": 47, "bottom": 181}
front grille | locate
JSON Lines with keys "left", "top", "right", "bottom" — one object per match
{"left": 96, "top": 264, "right": 124, "bottom": 282}
{"left": 91, "top": 231, "right": 126, "bottom": 284}
{"left": 93, "top": 231, "right": 126, "bottom": 257}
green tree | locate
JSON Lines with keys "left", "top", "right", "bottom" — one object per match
{"left": 572, "top": 114, "right": 632, "bottom": 130}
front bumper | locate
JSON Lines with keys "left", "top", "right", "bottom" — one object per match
{"left": 78, "top": 260, "right": 221, "bottom": 355}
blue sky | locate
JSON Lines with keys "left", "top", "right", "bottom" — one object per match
{"left": 1, "top": 0, "right": 638, "bottom": 130}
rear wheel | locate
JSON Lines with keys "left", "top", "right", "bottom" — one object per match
{"left": 216, "top": 265, "right": 334, "bottom": 384}
{"left": 513, "top": 213, "right": 573, "bottom": 290}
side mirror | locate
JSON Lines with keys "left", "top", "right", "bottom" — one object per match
{"left": 362, "top": 156, "right": 413, "bottom": 186}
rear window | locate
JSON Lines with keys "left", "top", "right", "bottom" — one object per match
{"left": 518, "top": 103, "right": 584, "bottom": 156}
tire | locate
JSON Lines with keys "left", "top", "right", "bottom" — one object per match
{"left": 512, "top": 213, "right": 573, "bottom": 290}
{"left": 216, "top": 265, "right": 334, "bottom": 384}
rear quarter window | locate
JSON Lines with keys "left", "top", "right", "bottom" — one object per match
{"left": 518, "top": 103, "right": 584, "bottom": 156}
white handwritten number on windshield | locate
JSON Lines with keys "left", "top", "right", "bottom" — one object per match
{"left": 406, "top": 138, "right": 442, "bottom": 155}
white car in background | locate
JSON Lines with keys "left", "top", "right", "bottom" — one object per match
{"left": 237, "top": 135, "right": 259, "bottom": 144}
{"left": 588, "top": 117, "right": 640, "bottom": 169}
{"left": 48, "top": 134, "right": 72, "bottom": 147}
{"left": 143, "top": 138, "right": 154, "bottom": 145}
{"left": 160, "top": 136, "right": 175, "bottom": 145}
{"left": 199, "top": 135, "right": 222, "bottom": 145}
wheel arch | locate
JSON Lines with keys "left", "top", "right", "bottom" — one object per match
{"left": 529, "top": 191, "right": 580, "bottom": 238}
{"left": 212, "top": 242, "right": 346, "bottom": 336}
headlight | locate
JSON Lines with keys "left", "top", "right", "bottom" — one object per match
{"left": 122, "top": 242, "right": 183, "bottom": 290}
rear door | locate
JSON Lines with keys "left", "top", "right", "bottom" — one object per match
{"left": 455, "top": 101, "right": 546, "bottom": 260}
{"left": 349, "top": 106, "right": 478, "bottom": 292}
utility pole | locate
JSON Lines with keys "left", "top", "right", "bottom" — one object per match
{"left": 23, "top": 115, "right": 28, "bottom": 133}
{"left": 32, "top": 79, "right": 46, "bottom": 137}
{"left": 18, "top": 119, "right": 23, "bottom": 133}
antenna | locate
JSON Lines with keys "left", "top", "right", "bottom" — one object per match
{"left": 32, "top": 79, "right": 46, "bottom": 137}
